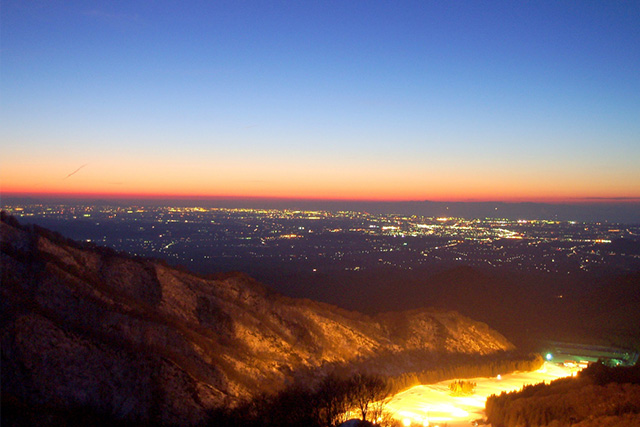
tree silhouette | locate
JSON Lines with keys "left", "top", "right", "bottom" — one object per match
{"left": 348, "top": 373, "right": 391, "bottom": 423}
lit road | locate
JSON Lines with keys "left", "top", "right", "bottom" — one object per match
{"left": 386, "top": 363, "right": 574, "bottom": 426}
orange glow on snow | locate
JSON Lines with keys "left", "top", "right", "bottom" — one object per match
{"left": 386, "top": 363, "right": 575, "bottom": 427}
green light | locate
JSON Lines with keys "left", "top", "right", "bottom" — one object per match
{"left": 546, "top": 353, "right": 553, "bottom": 361}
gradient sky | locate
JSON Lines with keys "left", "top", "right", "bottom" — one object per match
{"left": 2, "top": 1, "right": 639, "bottom": 202}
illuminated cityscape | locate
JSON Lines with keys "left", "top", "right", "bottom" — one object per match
{"left": 5, "top": 204, "right": 639, "bottom": 279}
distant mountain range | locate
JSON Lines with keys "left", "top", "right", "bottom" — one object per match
{"left": 1, "top": 214, "right": 513, "bottom": 425}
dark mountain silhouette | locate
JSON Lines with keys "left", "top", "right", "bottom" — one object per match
{"left": 1, "top": 213, "right": 514, "bottom": 425}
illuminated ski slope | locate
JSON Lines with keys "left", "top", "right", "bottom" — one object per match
{"left": 387, "top": 362, "right": 574, "bottom": 426}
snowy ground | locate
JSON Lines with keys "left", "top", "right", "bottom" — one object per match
{"left": 386, "top": 362, "right": 574, "bottom": 427}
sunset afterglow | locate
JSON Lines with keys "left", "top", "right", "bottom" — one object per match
{"left": 2, "top": 2, "right": 639, "bottom": 204}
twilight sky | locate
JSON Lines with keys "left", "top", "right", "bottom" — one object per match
{"left": 2, "top": 1, "right": 639, "bottom": 202}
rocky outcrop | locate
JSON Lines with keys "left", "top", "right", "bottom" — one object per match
{"left": 1, "top": 213, "right": 513, "bottom": 425}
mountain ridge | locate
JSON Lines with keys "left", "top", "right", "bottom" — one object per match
{"left": 1, "top": 213, "right": 513, "bottom": 425}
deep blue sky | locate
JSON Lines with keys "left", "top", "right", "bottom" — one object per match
{"left": 2, "top": 1, "right": 639, "bottom": 202}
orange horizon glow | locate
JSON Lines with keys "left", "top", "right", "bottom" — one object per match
{"left": 3, "top": 144, "right": 639, "bottom": 207}
{"left": 2, "top": 156, "right": 639, "bottom": 206}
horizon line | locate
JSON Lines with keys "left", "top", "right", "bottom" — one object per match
{"left": 2, "top": 191, "right": 640, "bottom": 206}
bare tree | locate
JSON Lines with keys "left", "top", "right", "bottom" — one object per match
{"left": 348, "top": 373, "right": 391, "bottom": 423}
{"left": 314, "top": 374, "right": 352, "bottom": 427}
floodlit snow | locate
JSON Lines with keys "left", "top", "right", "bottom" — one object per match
{"left": 386, "top": 362, "right": 574, "bottom": 426}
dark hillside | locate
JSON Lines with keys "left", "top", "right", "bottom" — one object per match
{"left": 264, "top": 263, "right": 640, "bottom": 351}
{"left": 1, "top": 214, "right": 514, "bottom": 425}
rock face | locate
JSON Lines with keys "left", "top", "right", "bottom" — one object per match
{"left": 1, "top": 214, "right": 513, "bottom": 425}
